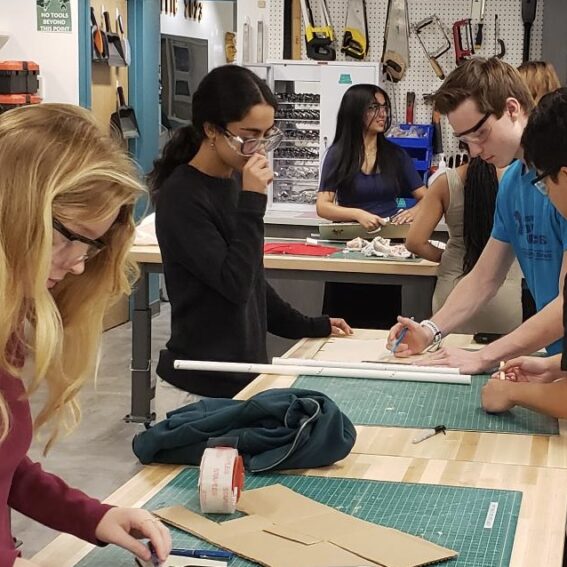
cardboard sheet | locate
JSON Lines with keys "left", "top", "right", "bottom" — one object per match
{"left": 155, "top": 485, "right": 457, "bottom": 567}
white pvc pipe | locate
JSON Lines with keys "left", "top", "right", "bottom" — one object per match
{"left": 173, "top": 359, "right": 471, "bottom": 385}
{"left": 273, "top": 357, "right": 462, "bottom": 375}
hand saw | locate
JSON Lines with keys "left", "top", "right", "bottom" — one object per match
{"left": 299, "top": 0, "right": 336, "bottom": 61}
{"left": 453, "top": 19, "right": 474, "bottom": 65}
{"left": 341, "top": 0, "right": 368, "bottom": 60}
{"left": 381, "top": 0, "right": 410, "bottom": 82}
{"left": 413, "top": 15, "right": 451, "bottom": 80}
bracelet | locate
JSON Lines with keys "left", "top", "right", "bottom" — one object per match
{"left": 420, "top": 320, "right": 443, "bottom": 352}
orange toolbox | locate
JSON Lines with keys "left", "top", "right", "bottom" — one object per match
{"left": 0, "top": 61, "right": 40, "bottom": 94}
{"left": 0, "top": 94, "right": 42, "bottom": 114}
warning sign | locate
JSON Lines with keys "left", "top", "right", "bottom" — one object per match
{"left": 37, "top": 0, "right": 72, "bottom": 33}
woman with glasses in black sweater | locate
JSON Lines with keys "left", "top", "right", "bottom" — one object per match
{"left": 149, "top": 65, "right": 351, "bottom": 420}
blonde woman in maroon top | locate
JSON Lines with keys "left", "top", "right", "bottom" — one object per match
{"left": 0, "top": 104, "right": 171, "bottom": 566}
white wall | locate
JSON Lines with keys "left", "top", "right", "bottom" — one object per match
{"left": 0, "top": 0, "right": 79, "bottom": 103}
{"left": 160, "top": 2, "right": 235, "bottom": 71}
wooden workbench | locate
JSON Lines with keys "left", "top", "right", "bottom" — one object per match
{"left": 33, "top": 330, "right": 567, "bottom": 566}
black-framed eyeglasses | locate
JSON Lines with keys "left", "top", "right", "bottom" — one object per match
{"left": 222, "top": 126, "right": 284, "bottom": 156}
{"left": 366, "top": 102, "right": 390, "bottom": 115}
{"left": 52, "top": 218, "right": 106, "bottom": 262}
{"left": 531, "top": 170, "right": 553, "bottom": 196}
{"left": 454, "top": 112, "right": 492, "bottom": 144}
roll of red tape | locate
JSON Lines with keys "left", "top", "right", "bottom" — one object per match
{"left": 199, "top": 447, "right": 244, "bottom": 514}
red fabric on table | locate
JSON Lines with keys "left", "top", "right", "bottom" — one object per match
{"left": 263, "top": 243, "right": 340, "bottom": 256}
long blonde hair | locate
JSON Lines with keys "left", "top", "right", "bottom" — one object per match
{"left": 518, "top": 61, "right": 562, "bottom": 104}
{"left": 0, "top": 103, "right": 144, "bottom": 451}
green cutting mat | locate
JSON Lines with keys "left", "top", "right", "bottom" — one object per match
{"left": 77, "top": 468, "right": 521, "bottom": 567}
{"left": 329, "top": 249, "right": 420, "bottom": 262}
{"left": 293, "top": 375, "right": 559, "bottom": 435}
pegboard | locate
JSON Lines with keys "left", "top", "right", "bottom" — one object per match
{"left": 267, "top": 0, "right": 545, "bottom": 160}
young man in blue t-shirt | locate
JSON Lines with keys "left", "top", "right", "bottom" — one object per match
{"left": 480, "top": 88, "right": 567, "bottom": 417}
{"left": 387, "top": 58, "right": 567, "bottom": 376}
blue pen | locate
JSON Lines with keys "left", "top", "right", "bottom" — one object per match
{"left": 391, "top": 316, "right": 415, "bottom": 353}
{"left": 170, "top": 548, "right": 234, "bottom": 560}
{"left": 148, "top": 542, "right": 161, "bottom": 567}
{"left": 391, "top": 326, "right": 409, "bottom": 353}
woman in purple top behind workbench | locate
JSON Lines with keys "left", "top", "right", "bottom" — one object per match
{"left": 316, "top": 84, "right": 426, "bottom": 230}
{"left": 316, "top": 84, "right": 426, "bottom": 328}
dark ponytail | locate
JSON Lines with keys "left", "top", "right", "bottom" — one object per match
{"left": 462, "top": 157, "right": 499, "bottom": 274}
{"left": 149, "top": 65, "right": 277, "bottom": 201}
{"left": 148, "top": 125, "right": 201, "bottom": 200}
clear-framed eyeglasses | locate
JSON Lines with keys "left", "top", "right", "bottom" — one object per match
{"left": 366, "top": 102, "right": 390, "bottom": 116}
{"left": 222, "top": 126, "right": 284, "bottom": 156}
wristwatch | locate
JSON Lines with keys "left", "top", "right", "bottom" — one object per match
{"left": 420, "top": 319, "right": 443, "bottom": 352}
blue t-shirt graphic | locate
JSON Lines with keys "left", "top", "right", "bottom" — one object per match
{"left": 492, "top": 160, "right": 567, "bottom": 354}
{"left": 318, "top": 145, "right": 423, "bottom": 218}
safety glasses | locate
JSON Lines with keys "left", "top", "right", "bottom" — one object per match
{"left": 454, "top": 112, "right": 492, "bottom": 144}
{"left": 52, "top": 218, "right": 106, "bottom": 262}
{"left": 222, "top": 127, "right": 284, "bottom": 156}
{"left": 531, "top": 170, "right": 554, "bottom": 196}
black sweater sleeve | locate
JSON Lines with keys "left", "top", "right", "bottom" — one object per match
{"left": 266, "top": 282, "right": 331, "bottom": 339}
{"left": 157, "top": 183, "right": 267, "bottom": 305}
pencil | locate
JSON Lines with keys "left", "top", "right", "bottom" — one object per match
{"left": 499, "top": 361, "right": 506, "bottom": 381}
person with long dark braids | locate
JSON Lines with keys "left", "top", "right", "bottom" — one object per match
{"left": 405, "top": 157, "right": 522, "bottom": 334}
{"left": 316, "top": 84, "right": 425, "bottom": 229}
{"left": 149, "top": 65, "right": 351, "bottom": 420}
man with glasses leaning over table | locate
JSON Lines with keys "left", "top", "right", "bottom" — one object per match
{"left": 480, "top": 87, "right": 567, "bottom": 418}
{"left": 387, "top": 58, "right": 567, "bottom": 377}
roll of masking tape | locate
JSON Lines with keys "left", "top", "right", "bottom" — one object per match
{"left": 199, "top": 447, "right": 245, "bottom": 514}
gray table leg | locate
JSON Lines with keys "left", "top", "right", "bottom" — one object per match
{"left": 400, "top": 277, "right": 435, "bottom": 321}
{"left": 125, "top": 265, "right": 154, "bottom": 423}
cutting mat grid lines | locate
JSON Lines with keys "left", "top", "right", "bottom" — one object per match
{"left": 267, "top": 0, "right": 545, "bottom": 160}
{"left": 76, "top": 469, "right": 521, "bottom": 567}
{"left": 292, "top": 375, "right": 559, "bottom": 435}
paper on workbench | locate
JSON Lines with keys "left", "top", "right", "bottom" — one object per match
{"left": 314, "top": 337, "right": 447, "bottom": 367}
{"left": 314, "top": 338, "right": 390, "bottom": 362}
{"left": 135, "top": 213, "right": 158, "bottom": 245}
{"left": 137, "top": 555, "right": 226, "bottom": 567}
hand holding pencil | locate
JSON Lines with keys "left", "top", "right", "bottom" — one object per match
{"left": 387, "top": 316, "right": 427, "bottom": 356}
{"left": 492, "top": 356, "right": 560, "bottom": 384}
